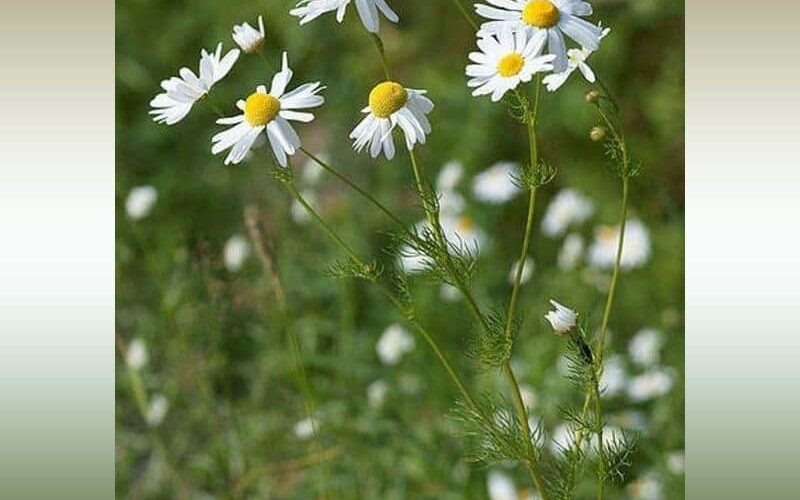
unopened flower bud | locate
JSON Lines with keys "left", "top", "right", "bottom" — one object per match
{"left": 590, "top": 126, "right": 606, "bottom": 142}
{"left": 545, "top": 299, "right": 578, "bottom": 334}
{"left": 585, "top": 90, "right": 600, "bottom": 104}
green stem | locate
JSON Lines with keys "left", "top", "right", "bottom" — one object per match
{"left": 449, "top": 0, "right": 478, "bottom": 30}
{"left": 299, "top": 147, "right": 407, "bottom": 230}
{"left": 367, "top": 32, "right": 392, "bottom": 80}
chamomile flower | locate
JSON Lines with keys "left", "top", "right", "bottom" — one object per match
{"left": 290, "top": 0, "right": 398, "bottom": 34}
{"left": 125, "top": 338, "right": 148, "bottom": 370}
{"left": 150, "top": 43, "right": 240, "bottom": 125}
{"left": 472, "top": 161, "right": 522, "bottom": 203}
{"left": 350, "top": 81, "right": 434, "bottom": 159}
{"left": 223, "top": 234, "right": 250, "bottom": 272}
{"left": 125, "top": 185, "right": 158, "bottom": 220}
{"left": 558, "top": 232, "right": 584, "bottom": 270}
{"left": 627, "top": 368, "right": 674, "bottom": 402}
{"left": 545, "top": 299, "right": 577, "bottom": 334}
{"left": 508, "top": 257, "right": 535, "bottom": 285}
{"left": 541, "top": 188, "right": 595, "bottom": 237}
{"left": 588, "top": 218, "right": 651, "bottom": 270}
{"left": 474, "top": 0, "right": 605, "bottom": 72}
{"left": 543, "top": 25, "right": 610, "bottom": 91}
{"left": 211, "top": 52, "right": 325, "bottom": 166}
{"left": 145, "top": 394, "right": 169, "bottom": 427}
{"left": 487, "top": 470, "right": 517, "bottom": 500}
{"left": 437, "top": 161, "right": 467, "bottom": 215}
{"left": 376, "top": 323, "right": 415, "bottom": 365}
{"left": 232, "top": 15, "right": 266, "bottom": 53}
{"left": 466, "top": 29, "right": 555, "bottom": 102}
{"left": 628, "top": 328, "right": 665, "bottom": 367}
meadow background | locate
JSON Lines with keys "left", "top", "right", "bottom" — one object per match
{"left": 116, "top": 0, "right": 684, "bottom": 497}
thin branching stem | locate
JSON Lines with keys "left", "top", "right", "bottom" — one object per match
{"left": 367, "top": 32, "right": 392, "bottom": 80}
{"left": 449, "top": 0, "right": 478, "bottom": 30}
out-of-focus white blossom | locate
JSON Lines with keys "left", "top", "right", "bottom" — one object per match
{"left": 542, "top": 189, "right": 595, "bottom": 237}
{"left": 367, "top": 379, "right": 389, "bottom": 408}
{"left": 558, "top": 232, "right": 584, "bottom": 270}
{"left": 291, "top": 189, "right": 317, "bottom": 224}
{"left": 223, "top": 234, "right": 250, "bottom": 272}
{"left": 588, "top": 218, "right": 651, "bottom": 270}
{"left": 146, "top": 394, "right": 169, "bottom": 427}
{"left": 487, "top": 470, "right": 517, "bottom": 500}
{"left": 440, "top": 284, "right": 461, "bottom": 302}
{"left": 627, "top": 369, "right": 674, "bottom": 402}
{"left": 293, "top": 417, "right": 319, "bottom": 440}
{"left": 628, "top": 328, "right": 665, "bottom": 367}
{"left": 508, "top": 257, "right": 534, "bottom": 285}
{"left": 666, "top": 450, "right": 685, "bottom": 475}
{"left": 437, "top": 160, "right": 464, "bottom": 192}
{"left": 627, "top": 472, "right": 663, "bottom": 500}
{"left": 125, "top": 186, "right": 158, "bottom": 220}
{"left": 600, "top": 355, "right": 627, "bottom": 398}
{"left": 472, "top": 161, "right": 522, "bottom": 204}
{"left": 376, "top": 323, "right": 415, "bottom": 365}
{"left": 519, "top": 384, "right": 538, "bottom": 409}
{"left": 126, "top": 338, "right": 148, "bottom": 370}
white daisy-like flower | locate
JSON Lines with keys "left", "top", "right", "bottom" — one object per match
{"left": 588, "top": 218, "right": 651, "bottom": 270}
{"left": 545, "top": 299, "right": 577, "bottom": 334}
{"left": 145, "top": 394, "right": 169, "bottom": 427}
{"left": 125, "top": 338, "right": 148, "bottom": 370}
{"left": 212, "top": 52, "right": 325, "bottom": 166}
{"left": 628, "top": 328, "right": 665, "bottom": 367}
{"left": 223, "top": 234, "right": 250, "bottom": 272}
{"left": 150, "top": 43, "right": 240, "bottom": 125}
{"left": 293, "top": 417, "right": 319, "bottom": 439}
{"left": 290, "top": 0, "right": 398, "bottom": 34}
{"left": 508, "top": 257, "right": 534, "bottom": 285}
{"left": 627, "top": 368, "right": 674, "bottom": 402}
{"left": 376, "top": 323, "right": 415, "bottom": 365}
{"left": 232, "top": 15, "right": 266, "bottom": 53}
{"left": 474, "top": 0, "right": 605, "bottom": 72}
{"left": 467, "top": 29, "right": 555, "bottom": 102}
{"left": 487, "top": 470, "right": 517, "bottom": 500}
{"left": 541, "top": 188, "right": 595, "bottom": 237}
{"left": 125, "top": 185, "right": 158, "bottom": 220}
{"left": 366, "top": 379, "right": 389, "bottom": 408}
{"left": 472, "top": 161, "right": 522, "bottom": 203}
{"left": 558, "top": 232, "right": 584, "bottom": 270}
{"left": 543, "top": 26, "right": 610, "bottom": 91}
{"left": 350, "top": 81, "right": 434, "bottom": 159}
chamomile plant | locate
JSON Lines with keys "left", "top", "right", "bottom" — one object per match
{"left": 144, "top": 2, "right": 649, "bottom": 498}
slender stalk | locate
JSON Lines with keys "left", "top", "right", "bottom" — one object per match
{"left": 449, "top": 0, "right": 478, "bottom": 30}
{"left": 367, "top": 32, "right": 392, "bottom": 80}
{"left": 242, "top": 204, "right": 329, "bottom": 499}
{"left": 299, "top": 147, "right": 407, "bottom": 230}
{"left": 280, "top": 177, "right": 483, "bottom": 417}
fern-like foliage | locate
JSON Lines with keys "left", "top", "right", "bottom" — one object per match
{"left": 449, "top": 395, "right": 541, "bottom": 465}
{"left": 465, "top": 309, "right": 516, "bottom": 370}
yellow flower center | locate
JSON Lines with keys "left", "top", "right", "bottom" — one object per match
{"left": 497, "top": 53, "right": 525, "bottom": 77}
{"left": 368, "top": 81, "right": 408, "bottom": 118}
{"left": 522, "top": 0, "right": 560, "bottom": 28}
{"left": 244, "top": 92, "right": 281, "bottom": 126}
{"left": 457, "top": 217, "right": 476, "bottom": 232}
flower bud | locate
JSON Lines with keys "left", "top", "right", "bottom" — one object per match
{"left": 590, "top": 126, "right": 606, "bottom": 142}
{"left": 585, "top": 90, "right": 600, "bottom": 104}
{"left": 545, "top": 299, "right": 578, "bottom": 334}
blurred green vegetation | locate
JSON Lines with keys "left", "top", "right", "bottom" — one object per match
{"left": 116, "top": 0, "right": 683, "bottom": 498}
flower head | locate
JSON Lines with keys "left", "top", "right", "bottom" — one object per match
{"left": 125, "top": 185, "right": 158, "bottom": 220}
{"left": 472, "top": 161, "right": 522, "bottom": 203}
{"left": 125, "top": 338, "right": 148, "bottom": 370}
{"left": 543, "top": 25, "right": 610, "bottom": 91}
{"left": 291, "top": 0, "right": 398, "bottom": 33}
{"left": 224, "top": 234, "right": 250, "bottom": 272}
{"left": 628, "top": 328, "right": 665, "bottom": 367}
{"left": 350, "top": 81, "right": 434, "bottom": 159}
{"left": 474, "top": 0, "right": 605, "bottom": 72}
{"left": 150, "top": 43, "right": 240, "bottom": 125}
{"left": 541, "top": 188, "right": 595, "bottom": 237}
{"left": 145, "top": 394, "right": 169, "bottom": 427}
{"left": 466, "top": 29, "right": 554, "bottom": 101}
{"left": 232, "top": 15, "right": 266, "bottom": 53}
{"left": 588, "top": 218, "right": 651, "bottom": 270}
{"left": 545, "top": 299, "right": 577, "bottom": 334}
{"left": 211, "top": 52, "right": 325, "bottom": 166}
{"left": 376, "top": 323, "right": 415, "bottom": 365}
